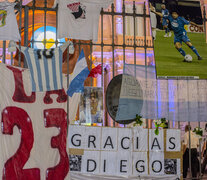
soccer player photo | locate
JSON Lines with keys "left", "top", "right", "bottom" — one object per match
{"left": 149, "top": 0, "right": 207, "bottom": 79}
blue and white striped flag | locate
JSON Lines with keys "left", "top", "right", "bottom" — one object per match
{"left": 12, "top": 41, "right": 74, "bottom": 92}
{"left": 67, "top": 49, "right": 90, "bottom": 97}
{"left": 23, "top": 47, "right": 63, "bottom": 92}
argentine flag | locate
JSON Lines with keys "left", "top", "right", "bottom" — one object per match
{"left": 67, "top": 49, "right": 90, "bottom": 97}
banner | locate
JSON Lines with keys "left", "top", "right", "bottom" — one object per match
{"left": 125, "top": 64, "right": 207, "bottom": 122}
{"left": 185, "top": 24, "right": 204, "bottom": 33}
{"left": 0, "top": 63, "right": 80, "bottom": 179}
{"left": 0, "top": 62, "right": 182, "bottom": 179}
{"left": 68, "top": 125, "right": 181, "bottom": 178}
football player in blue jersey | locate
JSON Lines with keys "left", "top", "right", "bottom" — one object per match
{"left": 151, "top": 8, "right": 202, "bottom": 61}
{"left": 161, "top": 4, "right": 172, "bottom": 37}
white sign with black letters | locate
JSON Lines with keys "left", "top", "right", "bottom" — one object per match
{"left": 149, "top": 129, "right": 164, "bottom": 152}
{"left": 68, "top": 126, "right": 181, "bottom": 177}
{"left": 166, "top": 129, "right": 181, "bottom": 152}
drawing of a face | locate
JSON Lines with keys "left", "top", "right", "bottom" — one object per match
{"left": 0, "top": 10, "right": 7, "bottom": 27}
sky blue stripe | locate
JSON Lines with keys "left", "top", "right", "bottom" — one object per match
{"left": 23, "top": 48, "right": 36, "bottom": 92}
{"left": 34, "top": 50, "right": 43, "bottom": 91}
{"left": 67, "top": 67, "right": 90, "bottom": 97}
{"left": 43, "top": 53, "right": 51, "bottom": 91}
{"left": 115, "top": 98, "right": 143, "bottom": 121}
{"left": 52, "top": 50, "right": 58, "bottom": 90}
{"left": 77, "top": 49, "right": 85, "bottom": 62}
{"left": 59, "top": 48, "right": 63, "bottom": 88}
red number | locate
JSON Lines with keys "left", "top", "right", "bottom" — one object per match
{"left": 1, "top": 107, "right": 40, "bottom": 180}
{"left": 44, "top": 89, "right": 67, "bottom": 104}
{"left": 7, "top": 66, "right": 36, "bottom": 103}
{"left": 44, "top": 109, "right": 69, "bottom": 180}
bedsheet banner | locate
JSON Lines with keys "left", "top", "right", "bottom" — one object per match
{"left": 125, "top": 64, "right": 207, "bottom": 122}
{"left": 0, "top": 63, "right": 182, "bottom": 179}
{"left": 0, "top": 63, "right": 80, "bottom": 180}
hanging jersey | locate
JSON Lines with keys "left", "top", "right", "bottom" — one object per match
{"left": 53, "top": 0, "right": 113, "bottom": 42}
{"left": 10, "top": 41, "right": 74, "bottom": 92}
{"left": 0, "top": 1, "right": 20, "bottom": 41}
{"left": 167, "top": 15, "right": 190, "bottom": 37}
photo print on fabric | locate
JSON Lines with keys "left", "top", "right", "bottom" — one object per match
{"left": 67, "top": 2, "right": 86, "bottom": 19}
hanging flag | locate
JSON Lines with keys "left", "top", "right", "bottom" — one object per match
{"left": 88, "top": 64, "right": 102, "bottom": 78}
{"left": 8, "top": 41, "right": 74, "bottom": 92}
{"left": 67, "top": 49, "right": 90, "bottom": 97}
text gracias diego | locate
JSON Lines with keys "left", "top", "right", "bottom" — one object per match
{"left": 68, "top": 125, "right": 181, "bottom": 176}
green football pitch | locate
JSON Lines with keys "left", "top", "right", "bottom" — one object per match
{"left": 154, "top": 30, "right": 207, "bottom": 79}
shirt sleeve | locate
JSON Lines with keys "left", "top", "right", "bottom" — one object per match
{"left": 181, "top": 17, "right": 190, "bottom": 25}
{"left": 60, "top": 41, "right": 74, "bottom": 54}
{"left": 163, "top": 9, "right": 169, "bottom": 18}
{"left": 101, "top": 0, "right": 113, "bottom": 9}
{"left": 167, "top": 14, "right": 173, "bottom": 22}
{"left": 52, "top": 0, "right": 58, "bottom": 8}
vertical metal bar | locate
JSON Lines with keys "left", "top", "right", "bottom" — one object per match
{"left": 187, "top": 80, "right": 192, "bottom": 178}
{"left": 24, "top": 6, "right": 29, "bottom": 68}
{"left": 32, "top": 0, "right": 35, "bottom": 48}
{"left": 188, "top": 121, "right": 192, "bottom": 179}
{"left": 44, "top": 0, "right": 47, "bottom": 49}
{"left": 78, "top": 40, "right": 81, "bottom": 126}
{"left": 167, "top": 81, "right": 170, "bottom": 128}
{"left": 156, "top": 79, "right": 159, "bottom": 127}
{"left": 111, "top": 3, "right": 115, "bottom": 127}
{"left": 203, "top": 6, "right": 206, "bottom": 42}
{"left": 101, "top": 8, "right": 104, "bottom": 127}
{"left": 122, "top": 0, "right": 126, "bottom": 128}
{"left": 178, "top": 121, "right": 180, "bottom": 129}
{"left": 55, "top": 3, "right": 58, "bottom": 47}
{"left": 11, "top": 52, "right": 13, "bottom": 65}
{"left": 198, "top": 122, "right": 202, "bottom": 179}
{"left": 143, "top": 2, "right": 148, "bottom": 128}
{"left": 90, "top": 41, "right": 93, "bottom": 86}
{"left": 18, "top": 0, "right": 23, "bottom": 67}
{"left": 197, "top": 80, "right": 202, "bottom": 179}
{"left": 144, "top": 2, "right": 147, "bottom": 66}
{"left": 133, "top": 1, "right": 136, "bottom": 77}
{"left": 112, "top": 3, "right": 115, "bottom": 78}
{"left": 123, "top": 0, "right": 126, "bottom": 74}
{"left": 177, "top": 80, "right": 180, "bottom": 129}
{"left": 2, "top": 41, "right": 6, "bottom": 64}
{"left": 67, "top": 46, "right": 70, "bottom": 134}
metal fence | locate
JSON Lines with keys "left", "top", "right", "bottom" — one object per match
{"left": 1, "top": 0, "right": 207, "bottom": 179}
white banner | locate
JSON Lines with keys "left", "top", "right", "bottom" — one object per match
{"left": 68, "top": 125, "right": 181, "bottom": 178}
{"left": 125, "top": 64, "right": 207, "bottom": 122}
{"left": 0, "top": 63, "right": 80, "bottom": 180}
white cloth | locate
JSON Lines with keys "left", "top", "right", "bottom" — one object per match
{"left": 53, "top": 0, "right": 113, "bottom": 42}
{"left": 69, "top": 172, "right": 179, "bottom": 180}
{"left": 183, "top": 131, "right": 199, "bottom": 149}
{"left": 150, "top": 11, "right": 157, "bottom": 28}
{"left": 0, "top": 1, "right": 20, "bottom": 41}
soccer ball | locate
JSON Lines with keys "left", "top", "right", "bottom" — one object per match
{"left": 184, "top": 54, "right": 193, "bottom": 62}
